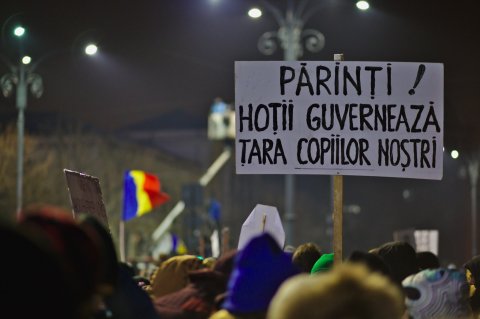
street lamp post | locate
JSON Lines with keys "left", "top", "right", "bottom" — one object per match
{"left": 15, "top": 63, "right": 28, "bottom": 217}
{"left": 450, "top": 148, "right": 479, "bottom": 258}
{"left": 252, "top": 0, "right": 326, "bottom": 245}
{"left": 1, "top": 61, "right": 44, "bottom": 217}
{"left": 1, "top": 24, "right": 98, "bottom": 217}
{"left": 451, "top": 149, "right": 479, "bottom": 258}
{"left": 1, "top": 26, "right": 44, "bottom": 217}
{"left": 467, "top": 158, "right": 479, "bottom": 257}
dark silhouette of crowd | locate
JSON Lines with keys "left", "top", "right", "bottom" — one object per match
{"left": 2, "top": 203, "right": 480, "bottom": 319}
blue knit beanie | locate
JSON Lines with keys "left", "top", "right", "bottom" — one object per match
{"left": 222, "top": 233, "right": 299, "bottom": 314}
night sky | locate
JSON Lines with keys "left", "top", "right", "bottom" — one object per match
{"left": 0, "top": 0, "right": 478, "bottom": 151}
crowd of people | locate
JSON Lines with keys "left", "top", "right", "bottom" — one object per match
{"left": 2, "top": 203, "right": 480, "bottom": 319}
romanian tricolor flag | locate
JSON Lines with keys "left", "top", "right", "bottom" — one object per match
{"left": 122, "top": 170, "right": 170, "bottom": 221}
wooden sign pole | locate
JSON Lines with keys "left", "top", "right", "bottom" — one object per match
{"left": 333, "top": 175, "right": 343, "bottom": 264}
{"left": 333, "top": 53, "right": 344, "bottom": 265}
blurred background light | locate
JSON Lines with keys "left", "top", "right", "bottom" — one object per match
{"left": 21, "top": 56, "right": 31, "bottom": 64}
{"left": 84, "top": 43, "right": 98, "bottom": 56}
{"left": 13, "top": 26, "right": 26, "bottom": 37}
{"left": 451, "top": 150, "right": 459, "bottom": 159}
{"left": 356, "top": 1, "right": 370, "bottom": 10}
{"left": 248, "top": 7, "right": 262, "bottom": 19}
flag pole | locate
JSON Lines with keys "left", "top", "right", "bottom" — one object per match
{"left": 221, "top": 227, "right": 230, "bottom": 256}
{"left": 119, "top": 220, "right": 126, "bottom": 262}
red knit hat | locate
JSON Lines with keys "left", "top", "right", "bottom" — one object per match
{"left": 18, "top": 204, "right": 101, "bottom": 304}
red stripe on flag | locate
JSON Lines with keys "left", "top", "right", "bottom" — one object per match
{"left": 144, "top": 173, "right": 170, "bottom": 207}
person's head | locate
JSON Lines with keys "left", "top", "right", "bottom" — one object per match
{"left": 292, "top": 242, "right": 322, "bottom": 273}
{"left": 348, "top": 250, "right": 391, "bottom": 277}
{"left": 375, "top": 241, "right": 418, "bottom": 285}
{"left": 403, "top": 268, "right": 472, "bottom": 319}
{"left": 1, "top": 219, "right": 78, "bottom": 319}
{"left": 222, "top": 233, "right": 299, "bottom": 315}
{"left": 464, "top": 255, "right": 480, "bottom": 313}
{"left": 17, "top": 204, "right": 101, "bottom": 319}
{"left": 187, "top": 249, "right": 238, "bottom": 296}
{"left": 267, "top": 263, "right": 404, "bottom": 319}
{"left": 464, "top": 256, "right": 480, "bottom": 292}
{"left": 416, "top": 251, "right": 440, "bottom": 270}
{"left": 153, "top": 250, "right": 239, "bottom": 318}
{"left": 147, "top": 254, "right": 204, "bottom": 297}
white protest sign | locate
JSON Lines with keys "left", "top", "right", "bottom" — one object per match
{"left": 237, "top": 204, "right": 285, "bottom": 250}
{"left": 64, "top": 169, "right": 109, "bottom": 228}
{"left": 394, "top": 228, "right": 439, "bottom": 255}
{"left": 235, "top": 61, "right": 444, "bottom": 180}
{"left": 414, "top": 229, "right": 439, "bottom": 256}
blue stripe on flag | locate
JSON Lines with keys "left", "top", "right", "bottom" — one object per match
{"left": 122, "top": 171, "right": 139, "bottom": 221}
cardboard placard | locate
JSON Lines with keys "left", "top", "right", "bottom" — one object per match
{"left": 64, "top": 169, "right": 109, "bottom": 228}
{"left": 235, "top": 61, "right": 444, "bottom": 180}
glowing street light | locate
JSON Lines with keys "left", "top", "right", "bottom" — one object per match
{"left": 356, "top": 1, "right": 370, "bottom": 11}
{"left": 13, "top": 26, "right": 26, "bottom": 37}
{"left": 21, "top": 56, "right": 31, "bottom": 65}
{"left": 85, "top": 43, "right": 98, "bottom": 56}
{"left": 248, "top": 7, "right": 263, "bottom": 19}
{"left": 451, "top": 150, "right": 459, "bottom": 159}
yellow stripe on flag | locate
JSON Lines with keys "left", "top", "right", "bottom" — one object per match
{"left": 130, "top": 170, "right": 153, "bottom": 216}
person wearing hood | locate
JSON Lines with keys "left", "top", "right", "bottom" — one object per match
{"left": 146, "top": 255, "right": 204, "bottom": 298}
{"left": 374, "top": 241, "right": 419, "bottom": 286}
{"left": 153, "top": 250, "right": 237, "bottom": 319}
{"left": 403, "top": 268, "right": 473, "bottom": 319}
{"left": 210, "top": 233, "right": 299, "bottom": 319}
{"left": 464, "top": 255, "right": 480, "bottom": 317}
